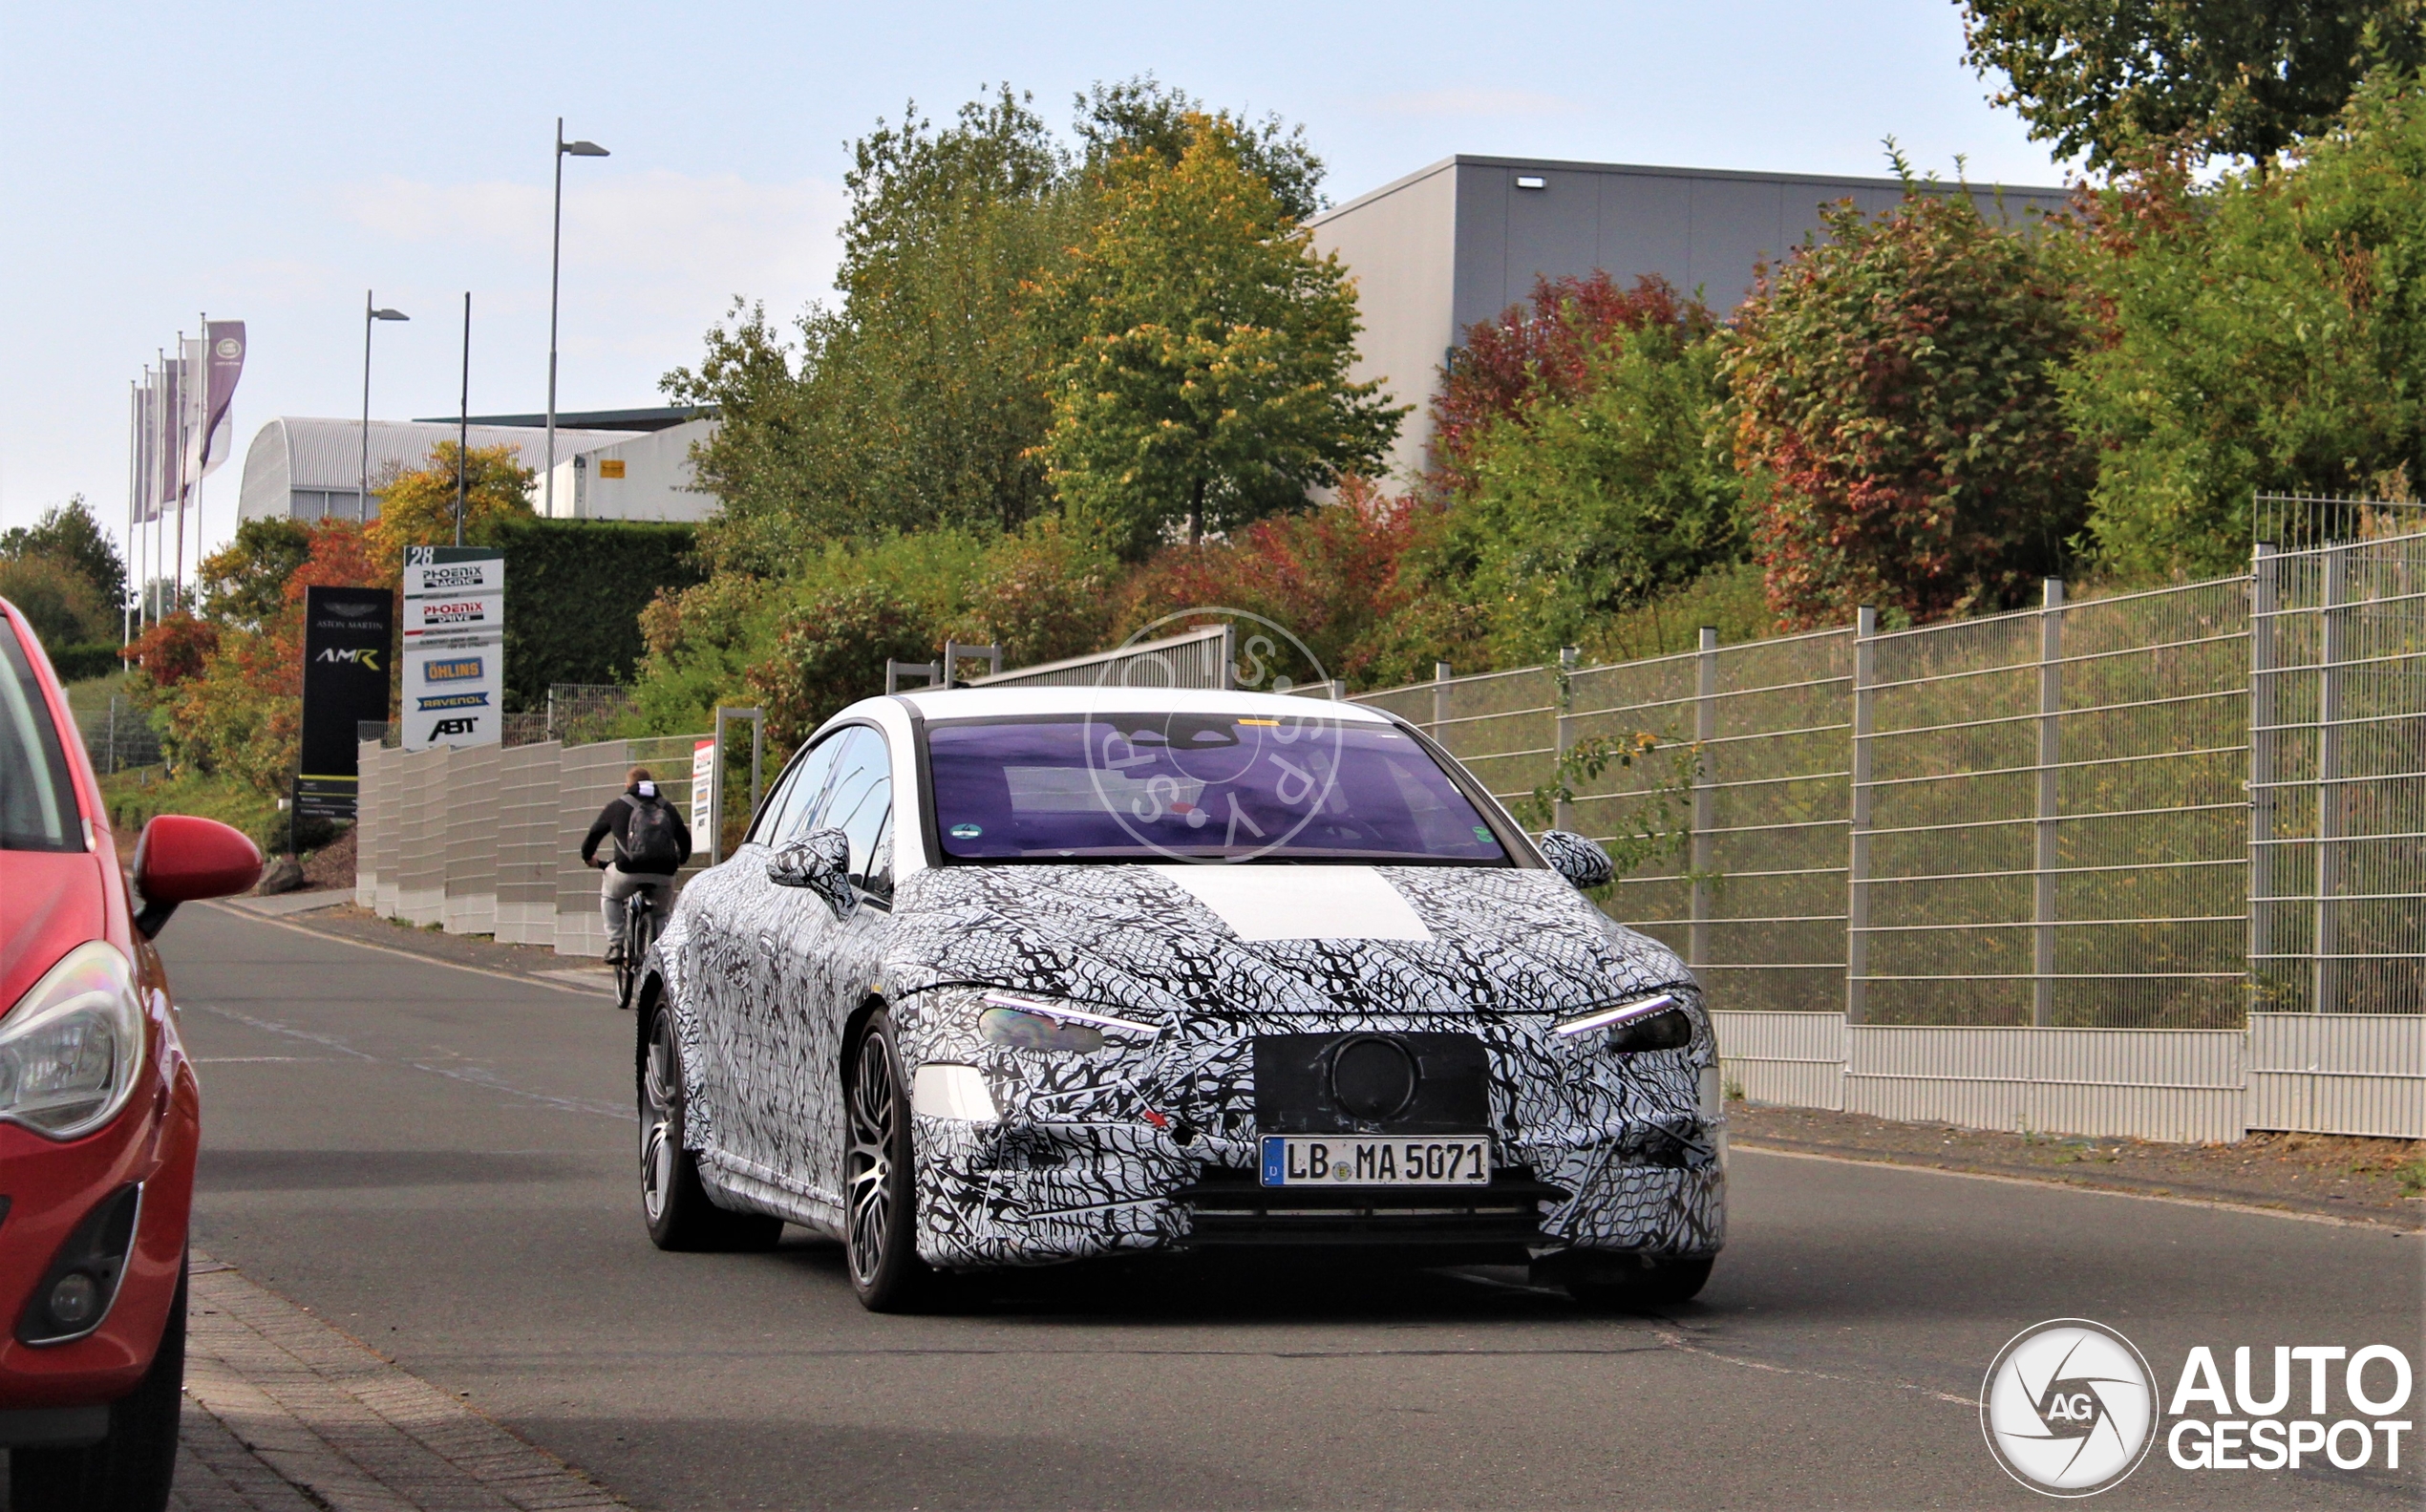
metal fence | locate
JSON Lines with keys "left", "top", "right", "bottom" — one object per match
{"left": 79, "top": 694, "right": 163, "bottom": 774}
{"left": 2250, "top": 533, "right": 2426, "bottom": 1013}
{"left": 1345, "top": 539, "right": 2426, "bottom": 1140}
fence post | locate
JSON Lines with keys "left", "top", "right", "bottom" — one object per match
{"left": 2313, "top": 545, "right": 2350, "bottom": 1012}
{"left": 1691, "top": 628, "right": 1719, "bottom": 971}
{"left": 2033, "top": 579, "right": 2065, "bottom": 1027}
{"left": 2248, "top": 543, "right": 2277, "bottom": 1010}
{"left": 709, "top": 706, "right": 766, "bottom": 867}
{"left": 1432, "top": 661, "right": 1453, "bottom": 744}
{"left": 1554, "top": 647, "right": 1578, "bottom": 832}
{"left": 1845, "top": 607, "right": 1877, "bottom": 1024}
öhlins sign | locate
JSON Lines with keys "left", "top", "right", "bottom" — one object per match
{"left": 401, "top": 546, "right": 503, "bottom": 751}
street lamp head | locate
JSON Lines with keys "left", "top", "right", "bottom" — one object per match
{"left": 561, "top": 139, "right": 609, "bottom": 158}
{"left": 372, "top": 308, "right": 409, "bottom": 321}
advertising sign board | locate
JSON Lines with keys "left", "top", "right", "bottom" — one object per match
{"left": 297, "top": 586, "right": 392, "bottom": 818}
{"left": 402, "top": 546, "right": 505, "bottom": 751}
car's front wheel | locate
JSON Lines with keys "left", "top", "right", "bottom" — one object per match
{"left": 8, "top": 1265, "right": 185, "bottom": 1512}
{"left": 639, "top": 1007, "right": 782, "bottom": 1252}
{"left": 844, "top": 1012, "right": 937, "bottom": 1312}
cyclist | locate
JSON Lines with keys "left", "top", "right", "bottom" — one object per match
{"left": 583, "top": 765, "right": 692, "bottom": 964}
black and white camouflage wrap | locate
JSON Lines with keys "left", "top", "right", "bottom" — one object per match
{"left": 652, "top": 850, "right": 1724, "bottom": 1272}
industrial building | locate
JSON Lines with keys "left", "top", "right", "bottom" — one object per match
{"left": 236, "top": 406, "right": 718, "bottom": 523}
{"left": 1309, "top": 155, "right": 2071, "bottom": 484}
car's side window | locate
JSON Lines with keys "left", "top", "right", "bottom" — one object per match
{"left": 820, "top": 727, "right": 895, "bottom": 901}
{"left": 751, "top": 731, "right": 847, "bottom": 847}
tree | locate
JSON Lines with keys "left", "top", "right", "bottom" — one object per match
{"left": 666, "top": 90, "right": 1074, "bottom": 568}
{"left": 2060, "top": 73, "right": 2426, "bottom": 577}
{"left": 1074, "top": 75, "right": 1326, "bottom": 223}
{"left": 198, "top": 519, "right": 313, "bottom": 632}
{"left": 365, "top": 442, "right": 535, "bottom": 579}
{"left": 1429, "top": 273, "right": 1708, "bottom": 495}
{"left": 1446, "top": 319, "right": 1744, "bottom": 665}
{"left": 0, "top": 554, "right": 111, "bottom": 648}
{"left": 1, "top": 495, "right": 126, "bottom": 616}
{"left": 1723, "top": 184, "right": 2092, "bottom": 629}
{"left": 1037, "top": 114, "right": 1404, "bottom": 556}
{"left": 1961, "top": 0, "right": 2426, "bottom": 169}
{"left": 744, "top": 585, "right": 940, "bottom": 749}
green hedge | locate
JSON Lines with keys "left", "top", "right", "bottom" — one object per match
{"left": 46, "top": 642, "right": 126, "bottom": 681}
{"left": 495, "top": 518, "right": 703, "bottom": 712}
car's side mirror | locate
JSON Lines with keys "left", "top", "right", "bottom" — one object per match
{"left": 132, "top": 815, "right": 265, "bottom": 938}
{"left": 1537, "top": 829, "right": 1615, "bottom": 891}
{"left": 766, "top": 827, "right": 856, "bottom": 919}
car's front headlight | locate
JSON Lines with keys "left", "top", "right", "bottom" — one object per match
{"left": 1551, "top": 990, "right": 1700, "bottom": 1054}
{"left": 0, "top": 943, "right": 147, "bottom": 1139}
{"left": 975, "top": 990, "right": 1159, "bottom": 1054}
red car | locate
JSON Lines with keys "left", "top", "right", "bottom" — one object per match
{"left": 0, "top": 598, "right": 261, "bottom": 1512}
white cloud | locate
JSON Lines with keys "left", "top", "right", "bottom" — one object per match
{"left": 1369, "top": 89, "right": 1581, "bottom": 118}
{"left": 338, "top": 169, "right": 847, "bottom": 328}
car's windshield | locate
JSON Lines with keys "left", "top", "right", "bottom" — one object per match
{"left": 0, "top": 616, "right": 83, "bottom": 852}
{"left": 926, "top": 713, "right": 1510, "bottom": 864}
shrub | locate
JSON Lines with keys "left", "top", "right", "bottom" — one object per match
{"left": 745, "top": 585, "right": 940, "bottom": 749}
{"left": 1724, "top": 184, "right": 2091, "bottom": 628}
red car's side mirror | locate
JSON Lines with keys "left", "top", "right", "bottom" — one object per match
{"left": 132, "top": 815, "right": 264, "bottom": 938}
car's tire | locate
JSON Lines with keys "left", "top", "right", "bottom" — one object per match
{"left": 843, "top": 1012, "right": 939, "bottom": 1312}
{"left": 9, "top": 1264, "right": 186, "bottom": 1512}
{"left": 639, "top": 1006, "right": 782, "bottom": 1252}
{"left": 1561, "top": 1254, "right": 1714, "bottom": 1311}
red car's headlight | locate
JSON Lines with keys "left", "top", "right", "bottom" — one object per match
{"left": 0, "top": 942, "right": 147, "bottom": 1139}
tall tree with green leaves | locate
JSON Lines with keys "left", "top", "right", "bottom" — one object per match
{"left": 1037, "top": 114, "right": 1402, "bottom": 556}
{"left": 1960, "top": 0, "right": 2426, "bottom": 168}
{"left": 2060, "top": 72, "right": 2426, "bottom": 577}
{"left": 2, "top": 495, "right": 126, "bottom": 614}
{"left": 666, "top": 89, "right": 1074, "bottom": 570}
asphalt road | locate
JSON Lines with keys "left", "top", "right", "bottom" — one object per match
{"left": 163, "top": 903, "right": 2422, "bottom": 1510}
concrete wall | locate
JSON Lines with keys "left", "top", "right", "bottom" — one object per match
{"left": 1713, "top": 1011, "right": 2423, "bottom": 1142}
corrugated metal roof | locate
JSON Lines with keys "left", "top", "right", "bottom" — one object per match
{"left": 237, "top": 417, "right": 630, "bottom": 520}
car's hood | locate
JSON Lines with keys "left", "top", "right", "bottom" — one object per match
{"left": 885, "top": 862, "right": 1690, "bottom": 1019}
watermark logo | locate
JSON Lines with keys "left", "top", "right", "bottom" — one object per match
{"left": 1081, "top": 608, "right": 1339, "bottom": 864}
{"left": 1982, "top": 1319, "right": 2159, "bottom": 1497}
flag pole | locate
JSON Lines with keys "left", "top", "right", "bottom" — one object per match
{"left": 124, "top": 380, "right": 138, "bottom": 643}
{"left": 457, "top": 290, "right": 470, "bottom": 546}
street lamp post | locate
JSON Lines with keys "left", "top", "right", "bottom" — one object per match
{"left": 360, "top": 293, "right": 409, "bottom": 521}
{"left": 545, "top": 118, "right": 609, "bottom": 520}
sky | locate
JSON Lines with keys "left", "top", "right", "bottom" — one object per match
{"left": 0, "top": 0, "right": 2075, "bottom": 575}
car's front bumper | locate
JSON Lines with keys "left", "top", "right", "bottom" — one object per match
{"left": 898, "top": 994, "right": 1727, "bottom": 1271}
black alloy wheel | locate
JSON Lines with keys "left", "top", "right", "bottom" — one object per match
{"left": 843, "top": 1012, "right": 935, "bottom": 1311}
{"left": 638, "top": 1008, "right": 781, "bottom": 1252}
{"left": 8, "top": 1264, "right": 185, "bottom": 1512}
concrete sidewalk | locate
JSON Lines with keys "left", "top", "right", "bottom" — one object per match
{"left": 170, "top": 1253, "right": 627, "bottom": 1512}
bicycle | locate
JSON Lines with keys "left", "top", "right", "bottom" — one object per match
{"left": 615, "top": 884, "right": 662, "bottom": 1013}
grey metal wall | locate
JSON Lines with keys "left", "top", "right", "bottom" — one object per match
{"left": 1313, "top": 156, "right": 2073, "bottom": 485}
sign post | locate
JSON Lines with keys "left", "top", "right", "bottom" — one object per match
{"left": 401, "top": 545, "right": 505, "bottom": 750}
{"left": 297, "top": 586, "right": 393, "bottom": 820}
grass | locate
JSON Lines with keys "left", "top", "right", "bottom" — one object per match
{"left": 98, "top": 766, "right": 286, "bottom": 855}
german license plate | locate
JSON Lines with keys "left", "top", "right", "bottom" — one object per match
{"left": 1259, "top": 1134, "right": 1490, "bottom": 1187}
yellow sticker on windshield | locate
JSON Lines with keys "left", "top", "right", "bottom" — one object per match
{"left": 1236, "top": 717, "right": 1280, "bottom": 726}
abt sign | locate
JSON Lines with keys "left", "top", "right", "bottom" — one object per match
{"left": 402, "top": 546, "right": 504, "bottom": 751}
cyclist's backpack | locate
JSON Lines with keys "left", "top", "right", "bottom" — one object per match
{"left": 620, "top": 795, "right": 683, "bottom": 868}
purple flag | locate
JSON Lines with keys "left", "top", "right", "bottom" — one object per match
{"left": 198, "top": 321, "right": 245, "bottom": 479}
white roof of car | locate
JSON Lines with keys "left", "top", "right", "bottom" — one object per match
{"left": 892, "top": 687, "right": 1396, "bottom": 723}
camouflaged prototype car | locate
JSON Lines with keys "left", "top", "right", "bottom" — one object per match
{"left": 637, "top": 687, "right": 1724, "bottom": 1310}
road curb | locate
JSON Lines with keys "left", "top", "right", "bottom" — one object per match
{"left": 173, "top": 1251, "right": 630, "bottom": 1511}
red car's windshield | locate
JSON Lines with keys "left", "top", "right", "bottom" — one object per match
{"left": 926, "top": 713, "right": 1511, "bottom": 865}
{"left": 0, "top": 616, "right": 82, "bottom": 852}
